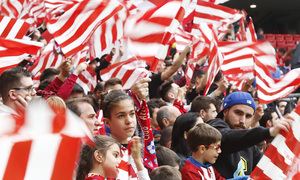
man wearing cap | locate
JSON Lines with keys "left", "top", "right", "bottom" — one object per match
{"left": 206, "top": 91, "right": 292, "bottom": 179}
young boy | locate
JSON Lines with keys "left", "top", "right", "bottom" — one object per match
{"left": 181, "top": 123, "right": 248, "bottom": 180}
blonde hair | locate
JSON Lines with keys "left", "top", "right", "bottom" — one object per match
{"left": 46, "top": 95, "right": 66, "bottom": 113}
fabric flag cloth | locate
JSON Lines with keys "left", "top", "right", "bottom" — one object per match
{"left": 76, "top": 65, "right": 97, "bottom": 94}
{"left": 219, "top": 41, "right": 277, "bottom": 89}
{"left": 0, "top": 15, "right": 30, "bottom": 39}
{"left": 250, "top": 105, "right": 300, "bottom": 179}
{"left": 1, "top": 0, "right": 46, "bottom": 29}
{"left": 198, "top": 23, "right": 223, "bottom": 96}
{"left": 100, "top": 58, "right": 148, "bottom": 90}
{"left": 0, "top": 99, "right": 92, "bottom": 180}
{"left": 191, "top": 0, "right": 242, "bottom": 39}
{"left": 254, "top": 55, "right": 300, "bottom": 104}
{"left": 185, "top": 62, "right": 196, "bottom": 86}
{"left": 29, "top": 39, "right": 65, "bottom": 82}
{"left": 124, "top": 0, "right": 191, "bottom": 72}
{"left": 46, "top": 0, "right": 124, "bottom": 57}
{"left": 88, "top": 7, "right": 127, "bottom": 60}
{"left": 0, "top": 37, "right": 43, "bottom": 74}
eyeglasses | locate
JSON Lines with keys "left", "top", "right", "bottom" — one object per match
{"left": 12, "top": 87, "right": 36, "bottom": 94}
{"left": 204, "top": 144, "right": 221, "bottom": 151}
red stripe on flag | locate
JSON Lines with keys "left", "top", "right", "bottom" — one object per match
{"left": 51, "top": 135, "right": 82, "bottom": 180}
{"left": 1, "top": 18, "right": 16, "bottom": 38}
{"left": 3, "top": 140, "right": 32, "bottom": 180}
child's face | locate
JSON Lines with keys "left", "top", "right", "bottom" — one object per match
{"left": 202, "top": 141, "right": 221, "bottom": 164}
{"left": 102, "top": 144, "right": 121, "bottom": 178}
{"left": 105, "top": 99, "right": 136, "bottom": 144}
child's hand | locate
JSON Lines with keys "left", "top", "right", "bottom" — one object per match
{"left": 131, "top": 136, "right": 142, "bottom": 161}
{"left": 130, "top": 136, "right": 145, "bottom": 171}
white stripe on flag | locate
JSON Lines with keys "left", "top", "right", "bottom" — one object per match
{"left": 24, "top": 135, "right": 62, "bottom": 179}
{"left": 0, "top": 138, "right": 14, "bottom": 179}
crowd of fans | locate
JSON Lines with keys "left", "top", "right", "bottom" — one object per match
{"left": 0, "top": 20, "right": 299, "bottom": 180}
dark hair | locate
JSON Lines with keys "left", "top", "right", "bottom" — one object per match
{"left": 0, "top": 66, "right": 32, "bottom": 102}
{"left": 72, "top": 83, "right": 84, "bottom": 93}
{"left": 155, "top": 146, "right": 180, "bottom": 167}
{"left": 214, "top": 71, "right": 223, "bottom": 83}
{"left": 104, "top": 78, "right": 123, "bottom": 91}
{"left": 40, "top": 68, "right": 60, "bottom": 82}
{"left": 101, "top": 90, "right": 133, "bottom": 119}
{"left": 171, "top": 112, "right": 202, "bottom": 157}
{"left": 278, "top": 48, "right": 286, "bottom": 53}
{"left": 93, "top": 82, "right": 104, "bottom": 93}
{"left": 158, "top": 80, "right": 174, "bottom": 102}
{"left": 285, "top": 59, "right": 291, "bottom": 66}
{"left": 187, "top": 123, "right": 221, "bottom": 152}
{"left": 37, "top": 79, "right": 52, "bottom": 90}
{"left": 160, "top": 125, "right": 173, "bottom": 147}
{"left": 156, "top": 106, "right": 171, "bottom": 130}
{"left": 147, "top": 98, "right": 167, "bottom": 118}
{"left": 260, "top": 107, "right": 276, "bottom": 127}
{"left": 76, "top": 135, "right": 120, "bottom": 180}
{"left": 191, "top": 69, "right": 205, "bottom": 84}
{"left": 66, "top": 97, "right": 92, "bottom": 116}
{"left": 190, "top": 96, "right": 216, "bottom": 113}
{"left": 150, "top": 165, "right": 181, "bottom": 180}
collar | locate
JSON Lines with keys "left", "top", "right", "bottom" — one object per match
{"left": 187, "top": 156, "right": 212, "bottom": 169}
{"left": 0, "top": 103, "right": 18, "bottom": 115}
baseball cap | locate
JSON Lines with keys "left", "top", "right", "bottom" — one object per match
{"left": 217, "top": 91, "right": 255, "bottom": 119}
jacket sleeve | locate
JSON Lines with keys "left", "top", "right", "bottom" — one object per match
{"left": 56, "top": 74, "right": 78, "bottom": 100}
{"left": 44, "top": 77, "right": 64, "bottom": 93}
{"left": 206, "top": 118, "right": 271, "bottom": 153}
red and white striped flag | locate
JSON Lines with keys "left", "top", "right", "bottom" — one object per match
{"left": 219, "top": 41, "right": 277, "bottom": 86}
{"left": 1, "top": 0, "right": 46, "bottom": 29}
{"left": 191, "top": 1, "right": 242, "bottom": 37}
{"left": 250, "top": 105, "right": 300, "bottom": 179}
{"left": 246, "top": 17, "right": 257, "bottom": 42}
{"left": 185, "top": 62, "right": 197, "bottom": 86}
{"left": 0, "top": 99, "right": 92, "bottom": 180}
{"left": 0, "top": 15, "right": 30, "bottom": 39}
{"left": 0, "top": 37, "right": 43, "bottom": 74}
{"left": 29, "top": 40, "right": 64, "bottom": 81}
{"left": 46, "top": 0, "right": 123, "bottom": 58}
{"left": 76, "top": 65, "right": 97, "bottom": 94}
{"left": 199, "top": 23, "right": 224, "bottom": 96}
{"left": 254, "top": 55, "right": 300, "bottom": 104}
{"left": 174, "top": 26, "right": 193, "bottom": 52}
{"left": 88, "top": 7, "right": 127, "bottom": 60}
{"left": 100, "top": 58, "right": 148, "bottom": 90}
{"left": 124, "top": 0, "right": 191, "bottom": 72}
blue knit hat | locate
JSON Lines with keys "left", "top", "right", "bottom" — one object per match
{"left": 217, "top": 91, "right": 255, "bottom": 119}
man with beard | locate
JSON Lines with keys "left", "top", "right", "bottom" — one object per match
{"left": 206, "top": 91, "right": 292, "bottom": 179}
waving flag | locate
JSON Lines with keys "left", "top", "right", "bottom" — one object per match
{"left": 254, "top": 55, "right": 300, "bottom": 104}
{"left": 0, "top": 15, "right": 30, "bottom": 39}
{"left": 246, "top": 17, "right": 257, "bottom": 42}
{"left": 100, "top": 58, "right": 148, "bottom": 90}
{"left": 124, "top": 0, "right": 191, "bottom": 72}
{"left": 191, "top": 1, "right": 242, "bottom": 38}
{"left": 250, "top": 105, "right": 300, "bottom": 179}
{"left": 1, "top": 0, "right": 46, "bottom": 29}
{"left": 219, "top": 41, "right": 277, "bottom": 87}
{"left": 0, "top": 99, "right": 92, "bottom": 180}
{"left": 0, "top": 37, "right": 43, "bottom": 74}
{"left": 199, "top": 23, "right": 224, "bottom": 96}
{"left": 46, "top": 0, "right": 123, "bottom": 57}
{"left": 88, "top": 7, "right": 127, "bottom": 60}
{"left": 77, "top": 65, "right": 97, "bottom": 94}
{"left": 29, "top": 40, "right": 64, "bottom": 81}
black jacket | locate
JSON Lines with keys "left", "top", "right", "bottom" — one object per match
{"left": 206, "top": 118, "right": 272, "bottom": 178}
